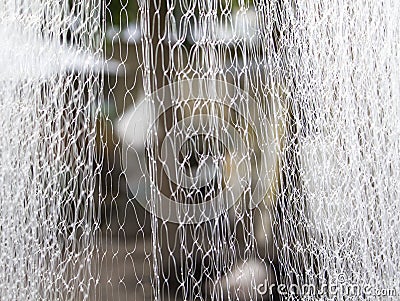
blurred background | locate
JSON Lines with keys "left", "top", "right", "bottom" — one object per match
{"left": 97, "top": 0, "right": 284, "bottom": 300}
{"left": 2, "top": 1, "right": 399, "bottom": 300}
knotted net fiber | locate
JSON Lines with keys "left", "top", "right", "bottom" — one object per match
{"left": 0, "top": 0, "right": 399, "bottom": 300}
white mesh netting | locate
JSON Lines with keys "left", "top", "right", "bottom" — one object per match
{"left": 0, "top": 1, "right": 101, "bottom": 300}
{"left": 1, "top": 0, "right": 399, "bottom": 300}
